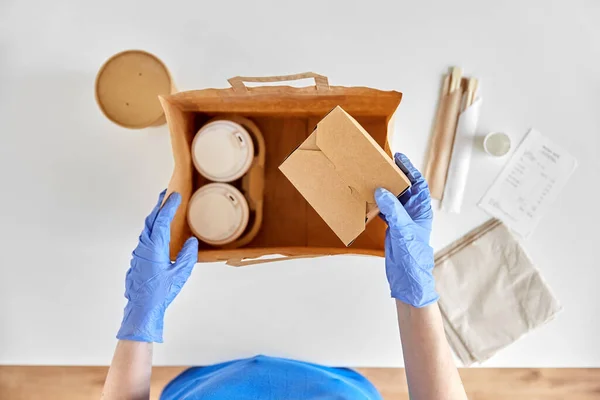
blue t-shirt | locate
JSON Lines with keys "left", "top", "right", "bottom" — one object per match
{"left": 161, "top": 355, "right": 382, "bottom": 399}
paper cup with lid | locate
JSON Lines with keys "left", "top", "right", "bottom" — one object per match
{"left": 192, "top": 120, "right": 255, "bottom": 182}
{"left": 95, "top": 50, "right": 175, "bottom": 129}
{"left": 187, "top": 183, "right": 250, "bottom": 246}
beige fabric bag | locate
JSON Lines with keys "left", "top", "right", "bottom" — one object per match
{"left": 433, "top": 219, "right": 562, "bottom": 365}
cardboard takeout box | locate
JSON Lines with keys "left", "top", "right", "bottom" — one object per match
{"left": 279, "top": 106, "right": 410, "bottom": 246}
{"left": 160, "top": 72, "right": 403, "bottom": 266}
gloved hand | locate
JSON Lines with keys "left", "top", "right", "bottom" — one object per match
{"left": 375, "top": 153, "right": 438, "bottom": 308}
{"left": 117, "top": 190, "right": 198, "bottom": 343}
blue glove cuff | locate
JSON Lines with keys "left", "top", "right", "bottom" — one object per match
{"left": 117, "top": 302, "right": 165, "bottom": 343}
{"left": 391, "top": 289, "right": 439, "bottom": 308}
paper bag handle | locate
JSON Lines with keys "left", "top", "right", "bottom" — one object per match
{"left": 226, "top": 253, "right": 327, "bottom": 267}
{"left": 228, "top": 72, "right": 330, "bottom": 93}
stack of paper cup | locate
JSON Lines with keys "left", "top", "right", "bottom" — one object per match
{"left": 189, "top": 120, "right": 255, "bottom": 246}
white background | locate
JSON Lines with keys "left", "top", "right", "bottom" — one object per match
{"left": 0, "top": 0, "right": 598, "bottom": 367}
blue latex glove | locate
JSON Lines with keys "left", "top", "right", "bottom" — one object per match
{"left": 375, "top": 153, "right": 438, "bottom": 308}
{"left": 117, "top": 190, "right": 198, "bottom": 343}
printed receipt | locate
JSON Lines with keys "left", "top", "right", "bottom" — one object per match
{"left": 478, "top": 129, "right": 578, "bottom": 237}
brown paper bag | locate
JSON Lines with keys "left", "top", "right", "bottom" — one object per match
{"left": 160, "top": 73, "right": 404, "bottom": 265}
{"left": 434, "top": 219, "right": 562, "bottom": 365}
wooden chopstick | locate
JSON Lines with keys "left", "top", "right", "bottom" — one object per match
{"left": 464, "top": 77, "right": 478, "bottom": 110}
{"left": 449, "top": 67, "right": 463, "bottom": 93}
{"left": 471, "top": 79, "right": 478, "bottom": 106}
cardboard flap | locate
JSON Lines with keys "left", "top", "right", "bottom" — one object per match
{"left": 279, "top": 106, "right": 411, "bottom": 246}
{"left": 316, "top": 107, "right": 408, "bottom": 207}
{"left": 279, "top": 145, "right": 366, "bottom": 245}
{"left": 316, "top": 106, "right": 410, "bottom": 207}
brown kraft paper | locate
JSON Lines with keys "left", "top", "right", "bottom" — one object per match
{"left": 425, "top": 75, "right": 463, "bottom": 200}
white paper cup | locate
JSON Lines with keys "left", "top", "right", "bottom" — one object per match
{"left": 483, "top": 132, "right": 511, "bottom": 157}
{"left": 187, "top": 183, "right": 250, "bottom": 246}
{"left": 192, "top": 120, "right": 254, "bottom": 182}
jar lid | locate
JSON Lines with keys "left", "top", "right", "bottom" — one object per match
{"left": 192, "top": 120, "right": 254, "bottom": 182}
{"left": 95, "top": 50, "right": 172, "bottom": 128}
{"left": 187, "top": 183, "right": 250, "bottom": 246}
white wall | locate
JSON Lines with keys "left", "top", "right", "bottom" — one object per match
{"left": 0, "top": 0, "right": 598, "bottom": 366}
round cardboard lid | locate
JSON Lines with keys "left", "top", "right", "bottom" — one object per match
{"left": 95, "top": 50, "right": 172, "bottom": 128}
{"left": 192, "top": 120, "right": 255, "bottom": 182}
{"left": 187, "top": 183, "right": 250, "bottom": 246}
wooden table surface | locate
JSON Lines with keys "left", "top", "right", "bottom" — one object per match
{"left": 1, "top": 366, "right": 599, "bottom": 400}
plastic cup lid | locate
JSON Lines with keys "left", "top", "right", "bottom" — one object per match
{"left": 192, "top": 120, "right": 254, "bottom": 182}
{"left": 187, "top": 183, "right": 250, "bottom": 246}
{"left": 95, "top": 50, "right": 172, "bottom": 128}
{"left": 484, "top": 132, "right": 511, "bottom": 157}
